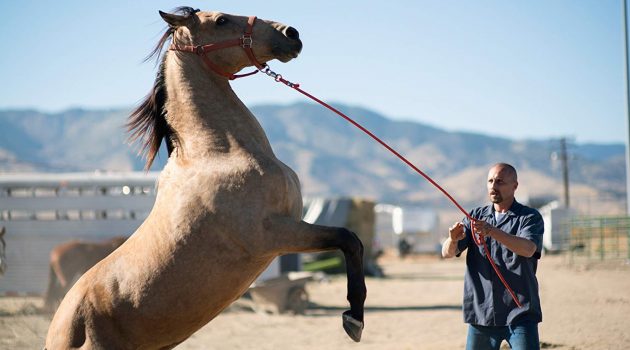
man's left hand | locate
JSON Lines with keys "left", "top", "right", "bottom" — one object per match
{"left": 473, "top": 220, "right": 495, "bottom": 238}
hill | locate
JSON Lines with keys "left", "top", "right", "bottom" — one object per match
{"left": 0, "top": 103, "right": 625, "bottom": 214}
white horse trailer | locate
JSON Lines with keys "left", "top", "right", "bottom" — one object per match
{"left": 375, "top": 204, "right": 440, "bottom": 255}
{"left": 0, "top": 172, "right": 158, "bottom": 295}
{"left": 0, "top": 171, "right": 286, "bottom": 296}
{"left": 540, "top": 200, "right": 576, "bottom": 252}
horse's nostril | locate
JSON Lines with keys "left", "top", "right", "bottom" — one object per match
{"left": 285, "top": 26, "right": 299, "bottom": 40}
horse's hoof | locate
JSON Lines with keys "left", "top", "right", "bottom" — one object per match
{"left": 342, "top": 310, "right": 363, "bottom": 342}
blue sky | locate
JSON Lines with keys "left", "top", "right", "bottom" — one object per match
{"left": 0, "top": 1, "right": 627, "bottom": 144}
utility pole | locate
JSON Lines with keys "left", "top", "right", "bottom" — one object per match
{"left": 623, "top": 0, "right": 630, "bottom": 214}
{"left": 560, "top": 137, "right": 570, "bottom": 208}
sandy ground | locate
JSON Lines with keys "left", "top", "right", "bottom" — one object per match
{"left": 1, "top": 253, "right": 629, "bottom": 350}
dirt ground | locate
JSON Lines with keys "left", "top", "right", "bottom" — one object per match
{"left": 1, "top": 253, "right": 629, "bottom": 350}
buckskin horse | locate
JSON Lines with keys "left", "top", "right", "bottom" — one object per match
{"left": 43, "top": 236, "right": 127, "bottom": 313}
{"left": 46, "top": 7, "right": 366, "bottom": 349}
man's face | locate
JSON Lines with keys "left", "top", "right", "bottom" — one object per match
{"left": 487, "top": 166, "right": 518, "bottom": 205}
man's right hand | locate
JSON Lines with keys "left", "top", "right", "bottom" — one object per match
{"left": 448, "top": 222, "right": 466, "bottom": 241}
{"left": 442, "top": 222, "right": 465, "bottom": 258}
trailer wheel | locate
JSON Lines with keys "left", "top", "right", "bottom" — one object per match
{"left": 286, "top": 286, "right": 309, "bottom": 315}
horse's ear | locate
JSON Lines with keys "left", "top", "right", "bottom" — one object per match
{"left": 159, "top": 10, "right": 191, "bottom": 27}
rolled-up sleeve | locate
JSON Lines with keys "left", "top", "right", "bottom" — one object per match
{"left": 518, "top": 211, "right": 544, "bottom": 257}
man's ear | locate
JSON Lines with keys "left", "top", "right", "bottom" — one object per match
{"left": 159, "top": 10, "right": 191, "bottom": 27}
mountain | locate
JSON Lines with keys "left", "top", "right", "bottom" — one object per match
{"left": 0, "top": 108, "right": 145, "bottom": 172}
{"left": 0, "top": 103, "right": 625, "bottom": 215}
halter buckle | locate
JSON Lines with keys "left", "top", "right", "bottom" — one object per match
{"left": 195, "top": 45, "right": 205, "bottom": 55}
{"left": 241, "top": 35, "right": 253, "bottom": 48}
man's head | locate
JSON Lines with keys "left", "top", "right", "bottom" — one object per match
{"left": 487, "top": 163, "right": 518, "bottom": 208}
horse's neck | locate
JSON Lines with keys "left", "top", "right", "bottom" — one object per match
{"left": 164, "top": 53, "right": 274, "bottom": 159}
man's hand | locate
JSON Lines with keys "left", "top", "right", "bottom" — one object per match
{"left": 448, "top": 222, "right": 466, "bottom": 241}
{"left": 472, "top": 220, "right": 495, "bottom": 238}
{"left": 443, "top": 222, "right": 466, "bottom": 258}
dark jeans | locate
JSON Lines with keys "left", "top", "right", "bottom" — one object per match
{"left": 466, "top": 321, "right": 539, "bottom": 350}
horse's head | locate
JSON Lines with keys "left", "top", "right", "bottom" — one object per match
{"left": 160, "top": 7, "right": 302, "bottom": 75}
{"left": 128, "top": 7, "right": 303, "bottom": 170}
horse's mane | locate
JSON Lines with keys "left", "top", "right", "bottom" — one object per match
{"left": 126, "top": 6, "right": 199, "bottom": 170}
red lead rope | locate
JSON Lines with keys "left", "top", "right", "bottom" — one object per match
{"left": 166, "top": 16, "right": 521, "bottom": 307}
{"left": 259, "top": 66, "right": 523, "bottom": 308}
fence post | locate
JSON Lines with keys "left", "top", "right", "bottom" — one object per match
{"left": 599, "top": 218, "right": 605, "bottom": 261}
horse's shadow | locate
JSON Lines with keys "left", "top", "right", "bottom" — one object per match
{"left": 382, "top": 273, "right": 464, "bottom": 281}
{"left": 306, "top": 302, "right": 461, "bottom": 316}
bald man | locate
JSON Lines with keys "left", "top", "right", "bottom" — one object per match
{"left": 442, "top": 163, "right": 544, "bottom": 350}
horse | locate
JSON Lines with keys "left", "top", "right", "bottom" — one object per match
{"left": 45, "top": 7, "right": 366, "bottom": 349}
{"left": 43, "top": 236, "right": 127, "bottom": 313}
{"left": 0, "top": 227, "right": 6, "bottom": 275}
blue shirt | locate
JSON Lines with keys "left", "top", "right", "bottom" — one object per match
{"left": 456, "top": 200, "right": 544, "bottom": 326}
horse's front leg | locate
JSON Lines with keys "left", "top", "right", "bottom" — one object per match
{"left": 264, "top": 215, "right": 366, "bottom": 342}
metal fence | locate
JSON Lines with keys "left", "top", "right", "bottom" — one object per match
{"left": 566, "top": 216, "right": 630, "bottom": 264}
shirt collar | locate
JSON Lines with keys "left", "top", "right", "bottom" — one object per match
{"left": 481, "top": 199, "right": 522, "bottom": 218}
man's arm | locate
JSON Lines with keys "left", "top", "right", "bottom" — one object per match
{"left": 474, "top": 221, "right": 537, "bottom": 257}
{"left": 489, "top": 228, "right": 536, "bottom": 257}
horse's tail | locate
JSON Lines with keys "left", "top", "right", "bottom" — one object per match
{"left": 51, "top": 257, "right": 68, "bottom": 288}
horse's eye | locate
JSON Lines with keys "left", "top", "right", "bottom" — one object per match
{"left": 216, "top": 17, "right": 228, "bottom": 26}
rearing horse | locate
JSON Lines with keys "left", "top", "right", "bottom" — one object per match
{"left": 46, "top": 7, "right": 366, "bottom": 349}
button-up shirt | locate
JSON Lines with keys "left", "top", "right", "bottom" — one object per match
{"left": 456, "top": 200, "right": 544, "bottom": 326}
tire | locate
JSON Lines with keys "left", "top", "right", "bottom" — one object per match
{"left": 286, "top": 286, "right": 309, "bottom": 315}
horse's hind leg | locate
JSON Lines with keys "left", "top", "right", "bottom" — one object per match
{"left": 44, "top": 265, "right": 56, "bottom": 312}
{"left": 44, "top": 264, "right": 64, "bottom": 313}
{"left": 265, "top": 216, "right": 366, "bottom": 342}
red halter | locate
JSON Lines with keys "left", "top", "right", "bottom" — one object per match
{"left": 169, "top": 16, "right": 265, "bottom": 80}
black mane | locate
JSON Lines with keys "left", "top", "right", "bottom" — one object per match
{"left": 126, "top": 7, "right": 198, "bottom": 170}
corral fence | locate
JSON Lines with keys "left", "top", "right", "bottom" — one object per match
{"left": 564, "top": 216, "right": 630, "bottom": 264}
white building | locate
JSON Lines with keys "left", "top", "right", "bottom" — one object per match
{"left": 375, "top": 204, "right": 440, "bottom": 254}
{"left": 539, "top": 200, "right": 576, "bottom": 252}
{"left": 0, "top": 171, "right": 308, "bottom": 295}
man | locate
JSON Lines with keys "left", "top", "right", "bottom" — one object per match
{"left": 442, "top": 163, "right": 544, "bottom": 350}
